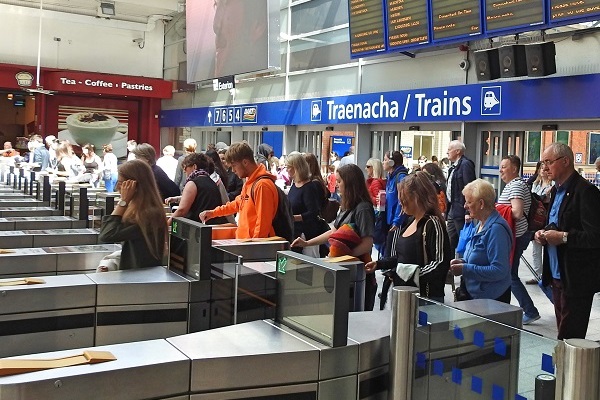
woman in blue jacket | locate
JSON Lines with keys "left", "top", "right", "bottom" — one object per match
{"left": 449, "top": 179, "right": 513, "bottom": 302}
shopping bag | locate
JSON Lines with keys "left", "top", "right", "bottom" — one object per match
{"left": 456, "top": 221, "right": 475, "bottom": 257}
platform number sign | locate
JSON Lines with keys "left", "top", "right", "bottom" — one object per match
{"left": 213, "top": 107, "right": 245, "bottom": 124}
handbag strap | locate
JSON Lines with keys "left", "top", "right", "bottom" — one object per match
{"left": 334, "top": 209, "right": 352, "bottom": 229}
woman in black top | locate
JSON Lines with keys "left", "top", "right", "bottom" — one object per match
{"left": 132, "top": 143, "right": 180, "bottom": 200}
{"left": 365, "top": 172, "right": 452, "bottom": 305}
{"left": 99, "top": 160, "right": 166, "bottom": 269}
{"left": 165, "top": 153, "right": 228, "bottom": 225}
{"left": 286, "top": 153, "right": 322, "bottom": 256}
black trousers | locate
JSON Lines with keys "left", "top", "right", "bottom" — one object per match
{"left": 552, "top": 279, "right": 594, "bottom": 340}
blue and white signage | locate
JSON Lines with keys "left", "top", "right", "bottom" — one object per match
{"left": 481, "top": 86, "right": 501, "bottom": 116}
{"left": 161, "top": 73, "right": 600, "bottom": 127}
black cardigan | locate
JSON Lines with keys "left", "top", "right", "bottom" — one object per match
{"left": 377, "top": 215, "right": 452, "bottom": 299}
{"left": 99, "top": 215, "right": 163, "bottom": 270}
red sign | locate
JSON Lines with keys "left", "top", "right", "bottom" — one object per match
{"left": 45, "top": 71, "right": 172, "bottom": 99}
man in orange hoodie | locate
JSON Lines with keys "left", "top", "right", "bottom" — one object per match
{"left": 199, "top": 142, "right": 278, "bottom": 238}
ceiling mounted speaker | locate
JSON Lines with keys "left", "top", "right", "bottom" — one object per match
{"left": 499, "top": 45, "right": 527, "bottom": 78}
{"left": 525, "top": 42, "right": 556, "bottom": 77}
{"left": 474, "top": 49, "right": 500, "bottom": 81}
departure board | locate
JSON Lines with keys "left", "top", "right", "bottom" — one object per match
{"left": 431, "top": 0, "right": 482, "bottom": 41}
{"left": 386, "top": 0, "right": 429, "bottom": 49}
{"left": 486, "top": 0, "right": 545, "bottom": 32}
{"left": 550, "top": 0, "right": 600, "bottom": 22}
{"left": 349, "top": 0, "right": 387, "bottom": 56}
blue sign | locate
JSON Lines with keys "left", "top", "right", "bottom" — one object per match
{"left": 331, "top": 136, "right": 353, "bottom": 158}
{"left": 160, "top": 73, "right": 600, "bottom": 127}
{"left": 400, "top": 146, "right": 413, "bottom": 159}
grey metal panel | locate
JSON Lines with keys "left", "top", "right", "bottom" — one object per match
{"left": 95, "top": 303, "right": 189, "bottom": 346}
{"left": 52, "top": 244, "right": 121, "bottom": 273}
{"left": 347, "top": 310, "right": 392, "bottom": 372}
{"left": 88, "top": 266, "right": 191, "bottom": 306}
{"left": 0, "top": 199, "right": 45, "bottom": 207}
{"left": 168, "top": 320, "right": 320, "bottom": 393}
{"left": 0, "top": 307, "right": 95, "bottom": 358}
{"left": 31, "top": 230, "right": 99, "bottom": 247}
{"left": 190, "top": 383, "right": 318, "bottom": 399}
{"left": 319, "top": 375, "right": 358, "bottom": 400}
{"left": 0, "top": 207, "right": 60, "bottom": 217}
{"left": 0, "top": 274, "right": 96, "bottom": 314}
{"left": 0, "top": 231, "right": 33, "bottom": 248}
{"left": 452, "top": 298, "right": 523, "bottom": 328}
{"left": 0, "top": 218, "right": 16, "bottom": 230}
{"left": 188, "top": 301, "right": 211, "bottom": 332}
{"left": 0, "top": 340, "right": 191, "bottom": 400}
{"left": 357, "top": 365, "right": 389, "bottom": 400}
{"left": 0, "top": 249, "right": 57, "bottom": 276}
{"left": 15, "top": 218, "right": 75, "bottom": 230}
{"left": 267, "top": 320, "right": 359, "bottom": 381}
{"left": 212, "top": 240, "right": 290, "bottom": 262}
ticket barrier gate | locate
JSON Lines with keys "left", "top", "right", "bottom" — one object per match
{"left": 0, "top": 251, "right": 364, "bottom": 400}
{"left": 0, "top": 266, "right": 190, "bottom": 359}
{"left": 168, "top": 218, "right": 284, "bottom": 333}
{"left": 0, "top": 207, "right": 61, "bottom": 217}
{"left": 0, "top": 244, "right": 120, "bottom": 278}
{"left": 412, "top": 299, "right": 523, "bottom": 400}
{"left": 86, "top": 267, "right": 191, "bottom": 346}
{"left": 0, "top": 228, "right": 99, "bottom": 249}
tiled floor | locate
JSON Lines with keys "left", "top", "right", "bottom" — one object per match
{"left": 374, "top": 243, "right": 600, "bottom": 342}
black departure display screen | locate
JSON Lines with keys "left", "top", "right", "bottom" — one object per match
{"left": 550, "top": 0, "right": 600, "bottom": 22}
{"left": 431, "top": 0, "right": 482, "bottom": 41}
{"left": 386, "top": 0, "right": 429, "bottom": 49}
{"left": 349, "top": 0, "right": 387, "bottom": 56}
{"left": 486, "top": 0, "right": 545, "bottom": 33}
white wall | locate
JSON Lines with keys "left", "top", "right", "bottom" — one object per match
{"left": 0, "top": 4, "right": 165, "bottom": 78}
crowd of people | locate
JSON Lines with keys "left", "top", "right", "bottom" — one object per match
{"left": 3, "top": 134, "right": 599, "bottom": 340}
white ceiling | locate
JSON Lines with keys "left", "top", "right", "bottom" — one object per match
{"left": 0, "top": 0, "right": 182, "bottom": 24}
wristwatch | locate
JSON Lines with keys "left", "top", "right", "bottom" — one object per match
{"left": 562, "top": 232, "right": 568, "bottom": 244}
{"left": 117, "top": 200, "right": 128, "bottom": 208}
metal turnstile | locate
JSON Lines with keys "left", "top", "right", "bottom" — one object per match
{"left": 0, "top": 340, "right": 190, "bottom": 400}
{"left": 0, "top": 274, "right": 96, "bottom": 358}
{"left": 87, "top": 267, "right": 190, "bottom": 346}
{"left": 412, "top": 299, "right": 523, "bottom": 400}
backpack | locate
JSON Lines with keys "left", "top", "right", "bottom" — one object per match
{"left": 527, "top": 192, "right": 547, "bottom": 232}
{"left": 250, "top": 175, "right": 294, "bottom": 243}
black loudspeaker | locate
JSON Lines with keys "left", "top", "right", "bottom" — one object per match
{"left": 525, "top": 42, "right": 556, "bottom": 77}
{"left": 474, "top": 49, "right": 500, "bottom": 81}
{"left": 499, "top": 45, "right": 527, "bottom": 78}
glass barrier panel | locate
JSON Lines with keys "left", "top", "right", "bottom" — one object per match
{"left": 413, "top": 298, "right": 558, "bottom": 400}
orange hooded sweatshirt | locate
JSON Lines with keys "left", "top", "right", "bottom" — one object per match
{"left": 210, "top": 164, "right": 278, "bottom": 239}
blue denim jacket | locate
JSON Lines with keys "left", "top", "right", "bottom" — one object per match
{"left": 463, "top": 210, "right": 512, "bottom": 299}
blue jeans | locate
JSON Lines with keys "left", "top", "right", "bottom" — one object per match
{"left": 511, "top": 232, "right": 539, "bottom": 318}
{"left": 104, "top": 173, "right": 118, "bottom": 193}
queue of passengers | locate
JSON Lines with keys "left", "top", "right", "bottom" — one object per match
{"left": 9, "top": 134, "right": 596, "bottom": 341}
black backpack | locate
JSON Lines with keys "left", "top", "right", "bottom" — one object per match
{"left": 250, "top": 176, "right": 294, "bottom": 243}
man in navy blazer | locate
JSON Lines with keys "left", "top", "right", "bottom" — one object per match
{"left": 534, "top": 143, "right": 600, "bottom": 339}
{"left": 446, "top": 140, "right": 476, "bottom": 251}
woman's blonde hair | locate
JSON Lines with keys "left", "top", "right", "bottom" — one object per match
{"left": 117, "top": 160, "right": 166, "bottom": 261}
{"left": 286, "top": 152, "right": 310, "bottom": 182}
{"left": 463, "top": 179, "right": 496, "bottom": 210}
{"left": 366, "top": 158, "right": 385, "bottom": 179}
{"left": 183, "top": 138, "right": 197, "bottom": 154}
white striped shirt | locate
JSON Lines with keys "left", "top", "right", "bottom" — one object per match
{"left": 498, "top": 178, "right": 531, "bottom": 237}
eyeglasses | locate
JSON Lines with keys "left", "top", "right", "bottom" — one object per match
{"left": 541, "top": 156, "right": 565, "bottom": 166}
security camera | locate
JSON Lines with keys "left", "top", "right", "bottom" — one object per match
{"left": 459, "top": 59, "right": 470, "bottom": 71}
{"left": 133, "top": 38, "right": 144, "bottom": 44}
